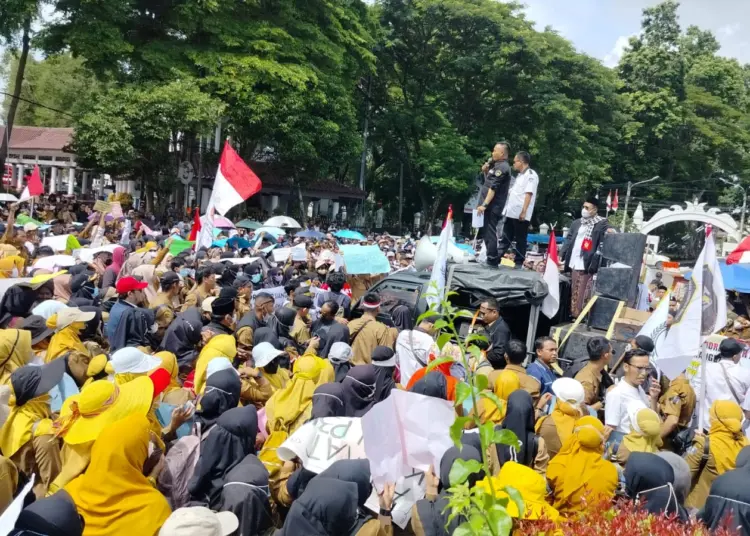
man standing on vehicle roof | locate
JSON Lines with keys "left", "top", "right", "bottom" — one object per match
{"left": 476, "top": 142, "right": 512, "bottom": 267}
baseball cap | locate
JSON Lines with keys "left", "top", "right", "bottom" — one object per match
{"left": 54, "top": 307, "right": 96, "bottom": 331}
{"left": 293, "top": 294, "right": 313, "bottom": 309}
{"left": 551, "top": 378, "right": 585, "bottom": 405}
{"left": 252, "top": 342, "right": 284, "bottom": 368}
{"left": 23, "top": 222, "right": 38, "bottom": 232}
{"left": 110, "top": 347, "right": 161, "bottom": 374}
{"left": 159, "top": 507, "right": 238, "bottom": 536}
{"left": 634, "top": 335, "right": 655, "bottom": 354}
{"left": 116, "top": 276, "right": 149, "bottom": 294}
{"left": 160, "top": 271, "right": 181, "bottom": 288}
{"left": 202, "top": 296, "right": 217, "bottom": 314}
{"left": 720, "top": 338, "right": 744, "bottom": 358}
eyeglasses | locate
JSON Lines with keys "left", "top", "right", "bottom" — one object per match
{"left": 479, "top": 307, "right": 497, "bottom": 314}
{"left": 627, "top": 364, "right": 652, "bottom": 374}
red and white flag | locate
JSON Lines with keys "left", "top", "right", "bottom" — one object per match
{"left": 541, "top": 230, "right": 560, "bottom": 319}
{"left": 188, "top": 207, "right": 201, "bottom": 242}
{"left": 606, "top": 190, "right": 612, "bottom": 211}
{"left": 19, "top": 165, "right": 44, "bottom": 202}
{"left": 726, "top": 235, "right": 750, "bottom": 265}
{"left": 612, "top": 189, "right": 619, "bottom": 212}
{"left": 207, "top": 141, "right": 262, "bottom": 216}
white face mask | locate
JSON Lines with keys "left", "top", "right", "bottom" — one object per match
{"left": 581, "top": 208, "right": 592, "bottom": 218}
{"left": 149, "top": 323, "right": 159, "bottom": 334}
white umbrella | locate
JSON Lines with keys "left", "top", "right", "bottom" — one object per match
{"left": 264, "top": 216, "right": 302, "bottom": 229}
{"left": 0, "top": 194, "right": 18, "bottom": 202}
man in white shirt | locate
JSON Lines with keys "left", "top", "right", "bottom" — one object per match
{"left": 498, "top": 151, "right": 538, "bottom": 268}
{"left": 702, "top": 338, "right": 750, "bottom": 429}
{"left": 605, "top": 349, "right": 660, "bottom": 433}
{"left": 395, "top": 315, "right": 439, "bottom": 387}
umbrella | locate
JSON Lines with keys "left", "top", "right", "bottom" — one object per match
{"left": 0, "top": 194, "right": 18, "bottom": 202}
{"left": 335, "top": 230, "right": 366, "bottom": 241}
{"left": 264, "top": 216, "right": 301, "bottom": 229}
{"left": 235, "top": 219, "right": 262, "bottom": 230}
{"left": 296, "top": 229, "right": 326, "bottom": 240}
{"left": 212, "top": 216, "right": 235, "bottom": 228}
{"left": 254, "top": 226, "right": 286, "bottom": 238}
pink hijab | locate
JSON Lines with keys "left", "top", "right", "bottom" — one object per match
{"left": 111, "top": 246, "right": 126, "bottom": 277}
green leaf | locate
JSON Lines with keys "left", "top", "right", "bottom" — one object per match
{"left": 467, "top": 345, "right": 482, "bottom": 361}
{"left": 436, "top": 332, "right": 452, "bottom": 350}
{"left": 501, "top": 485, "right": 525, "bottom": 519}
{"left": 479, "top": 421, "right": 495, "bottom": 449}
{"left": 465, "top": 333, "right": 489, "bottom": 346}
{"left": 453, "top": 522, "right": 474, "bottom": 536}
{"left": 416, "top": 310, "right": 441, "bottom": 325}
{"left": 426, "top": 356, "right": 453, "bottom": 374}
{"left": 468, "top": 514, "right": 485, "bottom": 531}
{"left": 455, "top": 382, "right": 472, "bottom": 405}
{"left": 474, "top": 373, "right": 488, "bottom": 392}
{"left": 479, "top": 391, "right": 504, "bottom": 413}
{"left": 450, "top": 416, "right": 470, "bottom": 448}
{"left": 454, "top": 309, "right": 475, "bottom": 319}
{"left": 448, "top": 458, "right": 483, "bottom": 487}
{"left": 433, "top": 319, "right": 449, "bottom": 331}
{"left": 487, "top": 504, "right": 513, "bottom": 536}
{"left": 492, "top": 429, "right": 520, "bottom": 448}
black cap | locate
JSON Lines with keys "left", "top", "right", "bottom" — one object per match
{"left": 160, "top": 271, "right": 181, "bottom": 288}
{"left": 219, "top": 287, "right": 238, "bottom": 301}
{"left": 19, "top": 315, "right": 54, "bottom": 345}
{"left": 233, "top": 274, "right": 251, "bottom": 289}
{"left": 293, "top": 294, "right": 313, "bottom": 309}
{"left": 720, "top": 338, "right": 744, "bottom": 358}
{"left": 634, "top": 335, "right": 655, "bottom": 354}
{"left": 211, "top": 296, "right": 235, "bottom": 316}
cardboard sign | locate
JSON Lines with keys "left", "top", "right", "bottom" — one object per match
{"left": 339, "top": 245, "right": 390, "bottom": 274}
{"left": 110, "top": 201, "right": 124, "bottom": 218}
{"left": 252, "top": 285, "right": 286, "bottom": 307}
{"left": 93, "top": 199, "right": 111, "bottom": 213}
{"left": 272, "top": 245, "right": 306, "bottom": 264}
{"left": 41, "top": 234, "right": 72, "bottom": 252}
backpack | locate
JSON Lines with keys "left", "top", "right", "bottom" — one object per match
{"left": 157, "top": 422, "right": 214, "bottom": 508}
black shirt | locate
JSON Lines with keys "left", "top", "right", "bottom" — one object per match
{"left": 479, "top": 159, "right": 512, "bottom": 208}
{"left": 486, "top": 317, "right": 512, "bottom": 368}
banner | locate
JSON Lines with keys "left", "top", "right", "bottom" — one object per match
{"left": 339, "top": 245, "right": 390, "bottom": 274}
{"left": 272, "top": 245, "right": 306, "bottom": 263}
{"left": 686, "top": 334, "right": 750, "bottom": 383}
{"left": 169, "top": 239, "right": 195, "bottom": 256}
{"left": 252, "top": 285, "right": 286, "bottom": 307}
{"left": 277, "top": 417, "right": 426, "bottom": 529}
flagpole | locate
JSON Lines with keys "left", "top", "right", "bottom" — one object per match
{"left": 30, "top": 197, "right": 34, "bottom": 219}
{"left": 698, "top": 350, "right": 708, "bottom": 431}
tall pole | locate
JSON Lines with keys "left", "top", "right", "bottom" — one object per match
{"left": 357, "top": 77, "right": 371, "bottom": 229}
{"left": 741, "top": 189, "right": 747, "bottom": 237}
{"left": 621, "top": 181, "right": 633, "bottom": 232}
{"left": 398, "top": 162, "right": 404, "bottom": 234}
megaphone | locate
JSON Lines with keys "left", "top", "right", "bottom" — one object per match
{"left": 414, "top": 235, "right": 468, "bottom": 271}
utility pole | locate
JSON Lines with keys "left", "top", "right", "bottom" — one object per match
{"left": 621, "top": 176, "right": 660, "bottom": 232}
{"left": 357, "top": 77, "right": 371, "bottom": 228}
{"left": 717, "top": 175, "right": 747, "bottom": 236}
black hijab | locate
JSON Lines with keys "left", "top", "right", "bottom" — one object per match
{"left": 341, "top": 365, "right": 377, "bottom": 417}
{"left": 410, "top": 371, "right": 448, "bottom": 399}
{"left": 318, "top": 459, "right": 372, "bottom": 508}
{"left": 195, "top": 368, "right": 241, "bottom": 429}
{"left": 0, "top": 285, "right": 36, "bottom": 327}
{"left": 317, "top": 322, "right": 349, "bottom": 359}
{"left": 189, "top": 404, "right": 258, "bottom": 507}
{"left": 391, "top": 304, "right": 413, "bottom": 331}
{"left": 68, "top": 274, "right": 96, "bottom": 304}
{"left": 278, "top": 477, "right": 359, "bottom": 536}
{"left": 253, "top": 327, "right": 282, "bottom": 349}
{"left": 496, "top": 390, "right": 536, "bottom": 468}
{"left": 625, "top": 452, "right": 688, "bottom": 522}
{"left": 218, "top": 454, "right": 273, "bottom": 536}
{"left": 371, "top": 346, "right": 396, "bottom": 403}
{"left": 10, "top": 490, "right": 84, "bottom": 536}
{"left": 273, "top": 307, "right": 296, "bottom": 340}
{"left": 311, "top": 382, "right": 346, "bottom": 419}
{"left": 160, "top": 307, "right": 204, "bottom": 370}
{"left": 700, "top": 446, "right": 750, "bottom": 533}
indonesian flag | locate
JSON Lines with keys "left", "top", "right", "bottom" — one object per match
{"left": 207, "top": 141, "right": 262, "bottom": 216}
{"left": 541, "top": 230, "right": 560, "bottom": 319}
{"left": 19, "top": 165, "right": 44, "bottom": 202}
{"left": 612, "top": 189, "right": 619, "bottom": 212}
{"left": 606, "top": 191, "right": 612, "bottom": 211}
{"left": 188, "top": 207, "right": 201, "bottom": 242}
{"left": 726, "top": 236, "right": 750, "bottom": 264}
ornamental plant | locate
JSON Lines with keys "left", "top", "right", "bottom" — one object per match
{"left": 421, "top": 285, "right": 523, "bottom": 536}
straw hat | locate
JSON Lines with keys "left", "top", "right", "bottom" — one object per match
{"left": 55, "top": 376, "right": 154, "bottom": 444}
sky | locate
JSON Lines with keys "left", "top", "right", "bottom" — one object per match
{"left": 522, "top": 0, "right": 750, "bottom": 66}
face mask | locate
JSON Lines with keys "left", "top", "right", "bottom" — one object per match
{"left": 251, "top": 274, "right": 262, "bottom": 284}
{"left": 92, "top": 287, "right": 100, "bottom": 298}
{"left": 149, "top": 323, "right": 159, "bottom": 334}
{"left": 734, "top": 321, "right": 744, "bottom": 330}
{"left": 273, "top": 275, "right": 283, "bottom": 284}
{"left": 179, "top": 268, "right": 191, "bottom": 278}
{"left": 581, "top": 208, "right": 592, "bottom": 218}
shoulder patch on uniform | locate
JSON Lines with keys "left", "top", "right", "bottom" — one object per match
{"left": 687, "top": 446, "right": 697, "bottom": 456}
{"left": 670, "top": 395, "right": 681, "bottom": 404}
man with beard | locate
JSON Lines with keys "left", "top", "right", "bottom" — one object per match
{"left": 203, "top": 287, "right": 238, "bottom": 339}
{"left": 108, "top": 276, "right": 156, "bottom": 351}
{"left": 236, "top": 292, "right": 274, "bottom": 357}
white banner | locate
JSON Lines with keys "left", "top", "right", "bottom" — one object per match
{"left": 252, "top": 285, "right": 286, "bottom": 307}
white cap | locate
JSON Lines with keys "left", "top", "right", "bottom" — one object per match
{"left": 110, "top": 347, "right": 162, "bottom": 374}
{"left": 206, "top": 357, "right": 236, "bottom": 379}
{"left": 252, "top": 342, "right": 284, "bottom": 368}
{"left": 55, "top": 307, "right": 95, "bottom": 331}
{"left": 551, "top": 377, "right": 585, "bottom": 405}
{"left": 202, "top": 296, "right": 217, "bottom": 314}
{"left": 159, "top": 507, "right": 238, "bottom": 536}
{"left": 328, "top": 342, "right": 353, "bottom": 364}
{"left": 23, "top": 222, "right": 38, "bottom": 232}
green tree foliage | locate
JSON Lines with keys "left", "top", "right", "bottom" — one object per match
{"left": 1, "top": 52, "right": 100, "bottom": 127}
{"left": 72, "top": 80, "right": 224, "bottom": 211}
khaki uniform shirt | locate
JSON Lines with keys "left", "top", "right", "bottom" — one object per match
{"left": 291, "top": 316, "right": 311, "bottom": 347}
{"left": 659, "top": 378, "right": 697, "bottom": 429}
{"left": 182, "top": 285, "right": 211, "bottom": 312}
{"left": 536, "top": 415, "right": 563, "bottom": 459}
{"left": 505, "top": 364, "right": 541, "bottom": 405}
{"left": 685, "top": 434, "right": 718, "bottom": 509}
{"left": 348, "top": 316, "right": 397, "bottom": 365}
{"left": 575, "top": 362, "right": 602, "bottom": 406}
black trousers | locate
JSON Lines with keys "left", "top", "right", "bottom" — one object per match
{"left": 483, "top": 203, "right": 504, "bottom": 266}
{"left": 498, "top": 217, "right": 529, "bottom": 266}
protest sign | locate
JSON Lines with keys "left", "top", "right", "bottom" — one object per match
{"left": 169, "top": 239, "right": 195, "bottom": 256}
{"left": 32, "top": 255, "right": 76, "bottom": 272}
{"left": 220, "top": 257, "right": 260, "bottom": 266}
{"left": 277, "top": 417, "right": 425, "bottom": 529}
{"left": 93, "top": 199, "right": 111, "bottom": 213}
{"left": 73, "top": 244, "right": 121, "bottom": 263}
{"left": 252, "top": 285, "right": 286, "bottom": 307}
{"left": 272, "top": 245, "right": 306, "bottom": 264}
{"left": 362, "top": 389, "right": 454, "bottom": 489}
{"left": 339, "top": 245, "right": 390, "bottom": 274}
{"left": 41, "top": 235, "right": 71, "bottom": 252}
{"left": 686, "top": 334, "right": 750, "bottom": 382}
{"left": 110, "top": 201, "right": 124, "bottom": 218}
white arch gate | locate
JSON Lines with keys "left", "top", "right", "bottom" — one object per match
{"left": 637, "top": 201, "right": 741, "bottom": 241}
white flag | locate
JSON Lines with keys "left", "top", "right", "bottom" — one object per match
{"left": 656, "top": 231, "right": 726, "bottom": 379}
{"left": 426, "top": 208, "right": 453, "bottom": 309}
{"left": 642, "top": 289, "right": 671, "bottom": 368}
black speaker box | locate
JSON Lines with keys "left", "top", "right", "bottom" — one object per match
{"left": 595, "top": 266, "right": 634, "bottom": 301}
{"left": 601, "top": 232, "right": 647, "bottom": 267}
{"left": 551, "top": 323, "right": 629, "bottom": 373}
{"left": 588, "top": 296, "right": 623, "bottom": 330}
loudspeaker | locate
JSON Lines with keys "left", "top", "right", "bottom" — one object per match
{"left": 552, "top": 323, "right": 629, "bottom": 373}
{"left": 588, "top": 296, "right": 623, "bottom": 330}
{"left": 595, "top": 266, "right": 634, "bottom": 301}
{"left": 598, "top": 233, "right": 647, "bottom": 304}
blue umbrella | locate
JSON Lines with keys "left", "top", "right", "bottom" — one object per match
{"left": 297, "top": 229, "right": 326, "bottom": 240}
{"left": 254, "top": 226, "right": 286, "bottom": 238}
{"left": 335, "top": 229, "right": 367, "bottom": 241}
{"left": 227, "top": 236, "right": 253, "bottom": 249}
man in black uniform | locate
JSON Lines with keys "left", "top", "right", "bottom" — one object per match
{"left": 476, "top": 142, "right": 512, "bottom": 267}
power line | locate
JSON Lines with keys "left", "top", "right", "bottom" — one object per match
{"left": 0, "top": 91, "right": 76, "bottom": 120}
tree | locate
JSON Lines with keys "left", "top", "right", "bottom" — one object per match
{"left": 73, "top": 80, "right": 224, "bottom": 213}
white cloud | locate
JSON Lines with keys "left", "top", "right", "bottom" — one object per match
{"left": 603, "top": 35, "right": 633, "bottom": 67}
{"left": 718, "top": 23, "right": 740, "bottom": 37}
